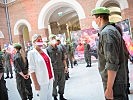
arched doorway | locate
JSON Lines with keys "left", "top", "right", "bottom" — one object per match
{"left": 18, "top": 25, "right": 30, "bottom": 51}
{"left": 95, "top": 0, "right": 129, "bottom": 22}
{"left": 103, "top": 1, "right": 122, "bottom": 22}
{"left": 38, "top": 0, "right": 86, "bottom": 40}
{"left": 14, "top": 19, "right": 32, "bottom": 50}
{"left": 49, "top": 7, "right": 80, "bottom": 39}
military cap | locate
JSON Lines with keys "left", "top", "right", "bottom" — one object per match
{"left": 91, "top": 7, "right": 110, "bottom": 15}
{"left": 49, "top": 34, "right": 56, "bottom": 40}
{"left": 13, "top": 43, "right": 22, "bottom": 48}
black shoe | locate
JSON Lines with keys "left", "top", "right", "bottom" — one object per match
{"left": 86, "top": 65, "right": 89, "bottom": 67}
{"left": 127, "top": 89, "right": 130, "bottom": 94}
{"left": 54, "top": 96, "right": 58, "bottom": 100}
{"left": 74, "top": 60, "right": 78, "bottom": 66}
{"left": 5, "top": 76, "right": 9, "bottom": 79}
{"left": 60, "top": 95, "right": 67, "bottom": 100}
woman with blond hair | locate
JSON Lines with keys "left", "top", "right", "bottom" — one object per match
{"left": 28, "top": 34, "right": 54, "bottom": 100}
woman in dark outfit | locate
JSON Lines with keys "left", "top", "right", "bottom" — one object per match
{"left": 13, "top": 43, "right": 31, "bottom": 100}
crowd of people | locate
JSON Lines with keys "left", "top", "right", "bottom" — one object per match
{"left": 0, "top": 6, "right": 132, "bottom": 100}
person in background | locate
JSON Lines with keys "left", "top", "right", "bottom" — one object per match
{"left": 47, "top": 34, "right": 68, "bottom": 100}
{"left": 66, "top": 40, "right": 74, "bottom": 68}
{"left": 91, "top": 7, "right": 128, "bottom": 100}
{"left": 112, "top": 23, "right": 131, "bottom": 94}
{"left": 84, "top": 40, "right": 91, "bottom": 67}
{"left": 3, "top": 49, "right": 13, "bottom": 79}
{"left": 0, "top": 46, "right": 8, "bottom": 100}
{"left": 56, "top": 38, "right": 70, "bottom": 80}
{"left": 13, "top": 43, "right": 30, "bottom": 100}
{"left": 28, "top": 34, "right": 54, "bottom": 100}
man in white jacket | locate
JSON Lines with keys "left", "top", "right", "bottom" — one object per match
{"left": 28, "top": 34, "right": 54, "bottom": 100}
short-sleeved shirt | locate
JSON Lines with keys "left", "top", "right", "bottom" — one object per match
{"left": 46, "top": 45, "right": 65, "bottom": 71}
{"left": 98, "top": 23, "right": 127, "bottom": 86}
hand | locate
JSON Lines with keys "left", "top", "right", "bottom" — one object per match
{"left": 23, "top": 75, "right": 29, "bottom": 79}
{"left": 105, "top": 88, "right": 113, "bottom": 100}
{"left": 35, "top": 83, "right": 40, "bottom": 91}
{"left": 25, "top": 74, "right": 29, "bottom": 79}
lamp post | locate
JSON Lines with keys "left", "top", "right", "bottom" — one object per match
{"left": 3, "top": 0, "right": 13, "bottom": 44}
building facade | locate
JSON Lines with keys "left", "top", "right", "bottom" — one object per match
{"left": 0, "top": 0, "right": 133, "bottom": 48}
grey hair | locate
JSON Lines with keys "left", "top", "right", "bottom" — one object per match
{"left": 32, "top": 34, "right": 41, "bottom": 43}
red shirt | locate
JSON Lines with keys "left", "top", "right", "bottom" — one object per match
{"left": 40, "top": 52, "right": 53, "bottom": 79}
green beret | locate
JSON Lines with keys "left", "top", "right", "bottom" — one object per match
{"left": 49, "top": 34, "right": 56, "bottom": 40}
{"left": 91, "top": 7, "right": 110, "bottom": 15}
{"left": 13, "top": 43, "right": 22, "bottom": 48}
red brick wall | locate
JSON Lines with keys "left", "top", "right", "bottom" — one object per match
{"left": 121, "top": 0, "right": 133, "bottom": 32}
{"left": 0, "top": 0, "right": 133, "bottom": 47}
{"left": 0, "top": 7, "right": 9, "bottom": 47}
{"left": 77, "top": 0, "right": 97, "bottom": 29}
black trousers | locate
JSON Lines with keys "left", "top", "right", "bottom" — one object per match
{"left": 0, "top": 75, "right": 8, "bottom": 100}
{"left": 16, "top": 74, "right": 33, "bottom": 100}
{"left": 24, "top": 77, "right": 33, "bottom": 100}
{"left": 16, "top": 74, "right": 27, "bottom": 100}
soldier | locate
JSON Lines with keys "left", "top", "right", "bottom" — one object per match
{"left": 46, "top": 34, "right": 68, "bottom": 100}
{"left": 91, "top": 7, "right": 128, "bottom": 100}
{"left": 13, "top": 43, "right": 30, "bottom": 100}
{"left": 3, "top": 49, "right": 13, "bottom": 79}
{"left": 0, "top": 46, "right": 8, "bottom": 100}
{"left": 56, "top": 38, "right": 70, "bottom": 80}
{"left": 84, "top": 40, "right": 91, "bottom": 67}
{"left": 66, "top": 40, "right": 74, "bottom": 68}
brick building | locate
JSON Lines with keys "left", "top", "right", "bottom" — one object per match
{"left": 0, "top": 0, "right": 133, "bottom": 48}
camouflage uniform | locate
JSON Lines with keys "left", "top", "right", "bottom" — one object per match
{"left": 46, "top": 45, "right": 66, "bottom": 97}
{"left": 98, "top": 23, "right": 128, "bottom": 100}
{"left": 66, "top": 43, "right": 74, "bottom": 68}
{"left": 84, "top": 43, "right": 91, "bottom": 67}
{"left": 3, "top": 52, "right": 13, "bottom": 78}
{"left": 0, "top": 51, "right": 8, "bottom": 100}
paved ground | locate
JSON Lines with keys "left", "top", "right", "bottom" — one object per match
{"left": 5, "top": 60, "right": 133, "bottom": 100}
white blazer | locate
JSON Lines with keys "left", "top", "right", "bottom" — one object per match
{"left": 27, "top": 48, "right": 54, "bottom": 85}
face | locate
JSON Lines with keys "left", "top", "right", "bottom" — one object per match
{"left": 50, "top": 39, "right": 57, "bottom": 46}
{"left": 94, "top": 16, "right": 101, "bottom": 27}
{"left": 34, "top": 36, "right": 43, "bottom": 48}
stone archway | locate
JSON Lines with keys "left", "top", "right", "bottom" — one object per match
{"left": 95, "top": 0, "right": 129, "bottom": 22}
{"left": 0, "top": 31, "right": 4, "bottom": 38}
{"left": 95, "top": 0, "right": 129, "bottom": 10}
{"left": 14, "top": 19, "right": 31, "bottom": 50}
{"left": 14, "top": 19, "right": 31, "bottom": 35}
{"left": 38, "top": 0, "right": 86, "bottom": 29}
